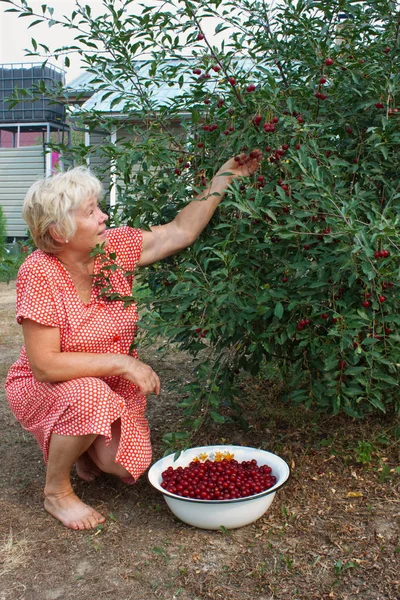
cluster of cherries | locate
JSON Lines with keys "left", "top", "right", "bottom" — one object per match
{"left": 160, "top": 458, "right": 276, "bottom": 501}
{"left": 374, "top": 249, "right": 390, "bottom": 259}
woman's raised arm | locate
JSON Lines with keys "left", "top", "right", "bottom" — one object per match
{"left": 137, "top": 150, "right": 262, "bottom": 267}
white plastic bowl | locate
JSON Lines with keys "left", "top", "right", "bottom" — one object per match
{"left": 148, "top": 445, "right": 290, "bottom": 530}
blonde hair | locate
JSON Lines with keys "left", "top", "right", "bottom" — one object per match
{"left": 22, "top": 166, "right": 104, "bottom": 253}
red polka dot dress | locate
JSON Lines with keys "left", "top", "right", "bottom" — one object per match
{"left": 5, "top": 227, "right": 151, "bottom": 481}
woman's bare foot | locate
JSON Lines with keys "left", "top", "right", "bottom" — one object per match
{"left": 44, "top": 489, "right": 105, "bottom": 530}
{"left": 119, "top": 475, "right": 136, "bottom": 485}
{"left": 75, "top": 452, "right": 102, "bottom": 482}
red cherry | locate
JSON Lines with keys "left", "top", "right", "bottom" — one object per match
{"left": 228, "top": 77, "right": 237, "bottom": 86}
{"left": 174, "top": 168, "right": 181, "bottom": 175}
{"left": 338, "top": 360, "right": 346, "bottom": 370}
{"left": 362, "top": 300, "right": 371, "bottom": 308}
{"left": 375, "top": 102, "right": 384, "bottom": 109}
{"left": 325, "top": 57, "right": 334, "bottom": 66}
{"left": 197, "top": 142, "right": 204, "bottom": 148}
{"left": 212, "top": 65, "right": 221, "bottom": 72}
{"left": 384, "top": 46, "right": 390, "bottom": 53}
{"left": 378, "top": 295, "right": 386, "bottom": 303}
{"left": 197, "top": 32, "right": 204, "bottom": 41}
{"left": 217, "top": 98, "right": 225, "bottom": 107}
{"left": 319, "top": 77, "right": 327, "bottom": 84}
{"left": 253, "top": 114, "right": 262, "bottom": 126}
{"left": 246, "top": 83, "right": 256, "bottom": 92}
{"left": 281, "top": 276, "right": 288, "bottom": 283}
{"left": 193, "top": 68, "right": 202, "bottom": 75}
{"left": 297, "top": 116, "right": 303, "bottom": 123}
{"left": 303, "top": 244, "right": 311, "bottom": 250}
{"left": 321, "top": 313, "right": 329, "bottom": 320}
{"left": 295, "top": 143, "right": 301, "bottom": 150}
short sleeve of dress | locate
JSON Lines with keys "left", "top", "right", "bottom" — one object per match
{"left": 107, "top": 227, "right": 143, "bottom": 273}
{"left": 16, "top": 258, "right": 60, "bottom": 327}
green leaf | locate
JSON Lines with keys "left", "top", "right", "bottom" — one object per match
{"left": 274, "top": 302, "right": 284, "bottom": 319}
{"left": 210, "top": 411, "right": 225, "bottom": 424}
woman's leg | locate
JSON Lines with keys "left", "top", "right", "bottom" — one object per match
{"left": 86, "top": 419, "right": 131, "bottom": 479}
{"left": 75, "top": 451, "right": 102, "bottom": 482}
{"left": 44, "top": 432, "right": 106, "bottom": 530}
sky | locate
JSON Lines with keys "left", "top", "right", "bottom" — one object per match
{"left": 0, "top": 0, "right": 235, "bottom": 84}
{"left": 0, "top": 0, "right": 86, "bottom": 82}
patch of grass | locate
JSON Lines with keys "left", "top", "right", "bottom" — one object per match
{"left": 355, "top": 441, "right": 375, "bottom": 464}
{"left": 0, "top": 531, "right": 29, "bottom": 576}
{"left": 152, "top": 546, "right": 170, "bottom": 563}
{"left": 333, "top": 559, "right": 359, "bottom": 576}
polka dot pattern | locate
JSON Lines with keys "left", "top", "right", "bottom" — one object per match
{"left": 5, "top": 227, "right": 152, "bottom": 480}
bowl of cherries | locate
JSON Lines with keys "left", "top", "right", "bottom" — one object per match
{"left": 148, "top": 445, "right": 290, "bottom": 530}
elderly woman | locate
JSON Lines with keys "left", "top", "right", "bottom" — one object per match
{"left": 5, "top": 150, "right": 262, "bottom": 530}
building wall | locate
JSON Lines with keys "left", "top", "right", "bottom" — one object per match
{"left": 0, "top": 145, "right": 45, "bottom": 238}
{"left": 0, "top": 130, "right": 42, "bottom": 148}
{"left": 87, "top": 128, "right": 111, "bottom": 197}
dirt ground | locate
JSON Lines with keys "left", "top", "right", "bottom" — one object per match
{"left": 0, "top": 280, "right": 399, "bottom": 600}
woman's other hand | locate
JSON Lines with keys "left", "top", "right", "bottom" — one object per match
{"left": 121, "top": 356, "right": 161, "bottom": 395}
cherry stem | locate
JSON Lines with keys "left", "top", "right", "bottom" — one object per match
{"left": 183, "top": 2, "right": 244, "bottom": 106}
{"left": 261, "top": 0, "right": 289, "bottom": 88}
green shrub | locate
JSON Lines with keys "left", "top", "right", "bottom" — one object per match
{"left": 9, "top": 0, "right": 400, "bottom": 424}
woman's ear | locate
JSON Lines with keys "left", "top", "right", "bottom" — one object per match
{"left": 49, "top": 224, "right": 65, "bottom": 244}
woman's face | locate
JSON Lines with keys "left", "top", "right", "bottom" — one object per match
{"left": 70, "top": 196, "right": 109, "bottom": 251}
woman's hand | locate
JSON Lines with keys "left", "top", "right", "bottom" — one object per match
{"left": 121, "top": 356, "right": 161, "bottom": 395}
{"left": 216, "top": 149, "right": 263, "bottom": 181}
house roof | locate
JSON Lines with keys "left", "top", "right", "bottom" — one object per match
{"left": 66, "top": 57, "right": 255, "bottom": 115}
